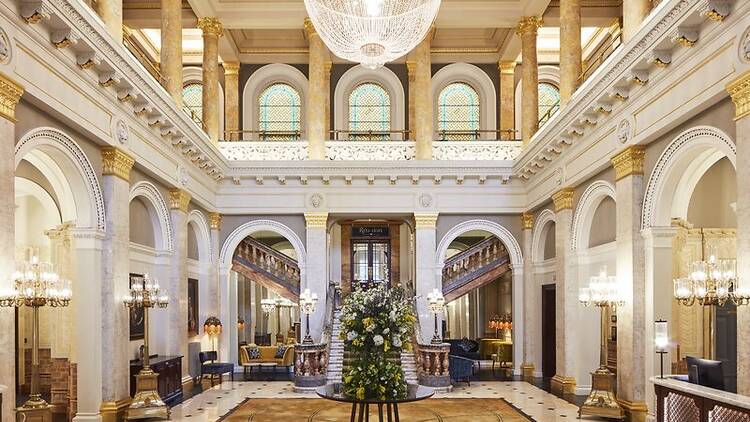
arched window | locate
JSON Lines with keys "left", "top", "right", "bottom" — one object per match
{"left": 258, "top": 83, "right": 302, "bottom": 141}
{"left": 538, "top": 82, "right": 560, "bottom": 126}
{"left": 182, "top": 82, "right": 203, "bottom": 125}
{"left": 438, "top": 82, "right": 480, "bottom": 141}
{"left": 348, "top": 83, "right": 391, "bottom": 140}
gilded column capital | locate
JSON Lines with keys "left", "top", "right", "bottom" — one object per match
{"left": 304, "top": 212, "right": 328, "bottom": 229}
{"left": 406, "top": 60, "right": 417, "bottom": 81}
{"left": 304, "top": 17, "right": 318, "bottom": 37}
{"left": 197, "top": 17, "right": 223, "bottom": 37}
{"left": 521, "top": 212, "right": 534, "bottom": 230}
{"left": 726, "top": 70, "right": 750, "bottom": 120}
{"left": 551, "top": 188, "right": 574, "bottom": 212}
{"left": 208, "top": 212, "right": 222, "bottom": 230}
{"left": 168, "top": 189, "right": 191, "bottom": 212}
{"left": 498, "top": 61, "right": 517, "bottom": 74}
{"left": 324, "top": 60, "right": 333, "bottom": 76}
{"left": 0, "top": 72, "right": 24, "bottom": 122}
{"left": 101, "top": 147, "right": 135, "bottom": 182}
{"left": 414, "top": 213, "right": 439, "bottom": 229}
{"left": 611, "top": 145, "right": 646, "bottom": 181}
{"left": 516, "top": 16, "right": 543, "bottom": 37}
{"left": 223, "top": 62, "right": 240, "bottom": 76}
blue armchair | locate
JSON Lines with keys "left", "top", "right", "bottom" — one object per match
{"left": 198, "top": 351, "right": 234, "bottom": 385}
{"left": 449, "top": 355, "right": 474, "bottom": 386}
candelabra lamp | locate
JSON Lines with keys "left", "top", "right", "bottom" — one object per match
{"left": 427, "top": 289, "right": 445, "bottom": 345}
{"left": 299, "top": 288, "right": 318, "bottom": 344}
{"left": 578, "top": 267, "right": 625, "bottom": 420}
{"left": 0, "top": 255, "right": 71, "bottom": 422}
{"left": 204, "top": 316, "right": 223, "bottom": 352}
{"left": 655, "top": 320, "right": 669, "bottom": 379}
{"left": 260, "top": 298, "right": 277, "bottom": 344}
{"left": 673, "top": 242, "right": 750, "bottom": 307}
{"left": 123, "top": 274, "right": 169, "bottom": 420}
{"left": 275, "top": 298, "right": 295, "bottom": 344}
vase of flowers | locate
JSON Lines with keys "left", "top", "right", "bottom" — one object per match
{"left": 339, "top": 285, "right": 416, "bottom": 400}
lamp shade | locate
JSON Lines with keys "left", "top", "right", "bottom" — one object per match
{"left": 654, "top": 320, "right": 668, "bottom": 352}
{"left": 204, "top": 316, "right": 222, "bottom": 336}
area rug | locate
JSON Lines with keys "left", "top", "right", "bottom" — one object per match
{"left": 219, "top": 398, "right": 534, "bottom": 421}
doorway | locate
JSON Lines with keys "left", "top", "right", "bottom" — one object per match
{"left": 542, "top": 284, "right": 557, "bottom": 378}
{"left": 350, "top": 225, "right": 392, "bottom": 289}
{"left": 715, "top": 303, "right": 737, "bottom": 392}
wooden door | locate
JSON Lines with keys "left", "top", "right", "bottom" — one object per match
{"left": 542, "top": 284, "right": 557, "bottom": 378}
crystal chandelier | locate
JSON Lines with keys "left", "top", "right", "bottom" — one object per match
{"left": 303, "top": 0, "right": 442, "bottom": 69}
{"left": 673, "top": 236, "right": 750, "bottom": 307}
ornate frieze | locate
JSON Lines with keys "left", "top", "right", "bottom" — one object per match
{"left": 304, "top": 212, "right": 328, "bottom": 229}
{"left": 0, "top": 72, "right": 24, "bottom": 122}
{"left": 327, "top": 141, "right": 415, "bottom": 161}
{"left": 551, "top": 187, "right": 574, "bottom": 212}
{"left": 611, "top": 145, "right": 646, "bottom": 181}
{"left": 414, "top": 213, "right": 439, "bottom": 229}
{"left": 726, "top": 70, "right": 750, "bottom": 119}
{"left": 101, "top": 147, "right": 135, "bottom": 181}
{"left": 521, "top": 212, "right": 534, "bottom": 230}
{"left": 433, "top": 141, "right": 523, "bottom": 161}
{"left": 208, "top": 212, "right": 222, "bottom": 230}
{"left": 219, "top": 141, "right": 308, "bottom": 161}
{"left": 168, "top": 189, "right": 191, "bottom": 212}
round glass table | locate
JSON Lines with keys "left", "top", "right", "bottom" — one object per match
{"left": 316, "top": 383, "right": 434, "bottom": 422}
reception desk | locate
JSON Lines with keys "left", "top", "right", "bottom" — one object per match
{"left": 652, "top": 376, "right": 750, "bottom": 421}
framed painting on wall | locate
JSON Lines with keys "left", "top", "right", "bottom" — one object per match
{"left": 188, "top": 278, "right": 199, "bottom": 336}
{"left": 129, "top": 273, "right": 145, "bottom": 340}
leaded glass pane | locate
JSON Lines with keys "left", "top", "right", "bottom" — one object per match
{"left": 438, "top": 82, "right": 480, "bottom": 141}
{"left": 538, "top": 82, "right": 560, "bottom": 126}
{"left": 182, "top": 83, "right": 203, "bottom": 125}
{"left": 258, "top": 83, "right": 302, "bottom": 141}
{"left": 348, "top": 83, "right": 391, "bottom": 141}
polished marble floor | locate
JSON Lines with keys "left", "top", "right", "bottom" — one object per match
{"left": 171, "top": 378, "right": 600, "bottom": 421}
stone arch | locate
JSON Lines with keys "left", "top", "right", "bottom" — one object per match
{"left": 15, "top": 127, "right": 105, "bottom": 232}
{"left": 642, "top": 126, "right": 736, "bottom": 230}
{"left": 242, "top": 64, "right": 308, "bottom": 140}
{"left": 531, "top": 209, "right": 556, "bottom": 263}
{"left": 183, "top": 66, "right": 224, "bottom": 137}
{"left": 187, "top": 209, "right": 211, "bottom": 262}
{"left": 435, "top": 219, "right": 522, "bottom": 271}
{"left": 431, "top": 63, "right": 497, "bottom": 139}
{"left": 220, "top": 219, "right": 307, "bottom": 271}
{"left": 515, "top": 65, "right": 560, "bottom": 137}
{"left": 572, "top": 181, "right": 616, "bottom": 250}
{"left": 129, "top": 181, "right": 174, "bottom": 252}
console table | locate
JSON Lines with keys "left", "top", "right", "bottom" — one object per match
{"left": 652, "top": 376, "right": 750, "bottom": 421}
{"left": 130, "top": 355, "right": 183, "bottom": 406}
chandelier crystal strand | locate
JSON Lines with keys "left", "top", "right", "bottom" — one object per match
{"left": 303, "top": 0, "right": 441, "bottom": 69}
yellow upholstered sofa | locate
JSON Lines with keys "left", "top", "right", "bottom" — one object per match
{"left": 239, "top": 344, "right": 295, "bottom": 377}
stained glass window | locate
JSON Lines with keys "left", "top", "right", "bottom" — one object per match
{"left": 182, "top": 83, "right": 203, "bottom": 125}
{"left": 438, "top": 82, "right": 480, "bottom": 141}
{"left": 348, "top": 83, "right": 391, "bottom": 140}
{"left": 258, "top": 83, "right": 302, "bottom": 141}
{"left": 538, "top": 82, "right": 560, "bottom": 126}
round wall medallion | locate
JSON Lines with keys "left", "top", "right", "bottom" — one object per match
{"left": 309, "top": 193, "right": 324, "bottom": 208}
{"left": 0, "top": 28, "right": 11, "bottom": 64}
{"left": 177, "top": 165, "right": 189, "bottom": 187}
{"left": 617, "top": 119, "right": 631, "bottom": 144}
{"left": 115, "top": 120, "right": 129, "bottom": 145}
{"left": 740, "top": 26, "right": 750, "bottom": 63}
{"left": 419, "top": 193, "right": 433, "bottom": 208}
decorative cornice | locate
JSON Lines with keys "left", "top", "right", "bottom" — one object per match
{"left": 521, "top": 212, "right": 534, "bottom": 230}
{"left": 197, "top": 17, "right": 223, "bottom": 37}
{"left": 414, "top": 212, "right": 439, "bottom": 229}
{"left": 726, "top": 70, "right": 750, "bottom": 120}
{"left": 208, "top": 212, "right": 222, "bottom": 230}
{"left": 498, "top": 61, "right": 516, "bottom": 75}
{"left": 611, "top": 145, "right": 646, "bottom": 181}
{"left": 223, "top": 62, "right": 240, "bottom": 76}
{"left": 0, "top": 72, "right": 24, "bottom": 122}
{"left": 551, "top": 188, "right": 574, "bottom": 212}
{"left": 168, "top": 189, "right": 191, "bottom": 212}
{"left": 516, "top": 16, "right": 543, "bottom": 37}
{"left": 304, "top": 212, "right": 328, "bottom": 229}
{"left": 101, "top": 147, "right": 135, "bottom": 181}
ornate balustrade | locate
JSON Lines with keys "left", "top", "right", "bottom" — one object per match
{"left": 442, "top": 237, "right": 510, "bottom": 301}
{"left": 415, "top": 343, "right": 451, "bottom": 391}
{"left": 233, "top": 237, "right": 300, "bottom": 297}
{"left": 653, "top": 377, "right": 750, "bottom": 422}
{"left": 294, "top": 343, "right": 328, "bottom": 390}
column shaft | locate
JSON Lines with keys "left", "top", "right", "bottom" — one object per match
{"left": 622, "top": 0, "right": 650, "bottom": 43}
{"left": 559, "top": 0, "right": 581, "bottom": 104}
{"left": 325, "top": 61, "right": 332, "bottom": 139}
{"left": 407, "top": 61, "right": 416, "bottom": 139}
{"left": 96, "top": 0, "right": 123, "bottom": 43}
{"left": 305, "top": 213, "right": 329, "bottom": 342}
{"left": 223, "top": 63, "right": 240, "bottom": 141}
{"left": 415, "top": 213, "right": 439, "bottom": 343}
{"left": 305, "top": 19, "right": 328, "bottom": 159}
{"left": 520, "top": 213, "right": 535, "bottom": 379}
{"left": 168, "top": 189, "right": 190, "bottom": 379}
{"left": 208, "top": 213, "right": 222, "bottom": 317}
{"left": 160, "top": 0, "right": 183, "bottom": 105}
{"left": 413, "top": 36, "right": 433, "bottom": 159}
{"left": 498, "top": 61, "right": 516, "bottom": 140}
{"left": 517, "top": 17, "right": 542, "bottom": 145}
{"left": 198, "top": 18, "right": 223, "bottom": 143}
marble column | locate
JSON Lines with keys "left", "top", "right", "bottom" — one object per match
{"left": 168, "top": 189, "right": 190, "bottom": 379}
{"left": 498, "top": 61, "right": 516, "bottom": 140}
{"left": 611, "top": 146, "right": 648, "bottom": 421}
{"left": 727, "top": 71, "right": 750, "bottom": 395}
{"left": 520, "top": 212, "right": 535, "bottom": 380}
{"left": 208, "top": 213, "right": 222, "bottom": 318}
{"left": 197, "top": 18, "right": 223, "bottom": 143}
{"left": 223, "top": 63, "right": 240, "bottom": 141}
{"left": 160, "top": 0, "right": 183, "bottom": 105}
{"left": 95, "top": 0, "right": 123, "bottom": 43}
{"left": 517, "top": 17, "right": 542, "bottom": 145}
{"left": 414, "top": 213, "right": 439, "bottom": 344}
{"left": 0, "top": 72, "right": 22, "bottom": 421}
{"left": 622, "top": 0, "right": 650, "bottom": 43}
{"left": 559, "top": 0, "right": 581, "bottom": 105}
{"left": 324, "top": 61, "right": 332, "bottom": 139}
{"left": 100, "top": 147, "right": 135, "bottom": 421}
{"left": 305, "top": 18, "right": 328, "bottom": 159}
{"left": 551, "top": 188, "right": 578, "bottom": 395}
{"left": 46, "top": 224, "right": 75, "bottom": 359}
{"left": 304, "top": 213, "right": 329, "bottom": 342}
{"left": 413, "top": 34, "right": 434, "bottom": 159}
{"left": 406, "top": 60, "right": 416, "bottom": 140}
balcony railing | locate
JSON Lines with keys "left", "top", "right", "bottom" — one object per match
{"left": 578, "top": 21, "right": 622, "bottom": 85}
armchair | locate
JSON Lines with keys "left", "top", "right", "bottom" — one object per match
{"left": 449, "top": 355, "right": 474, "bottom": 386}
{"left": 198, "top": 351, "right": 234, "bottom": 386}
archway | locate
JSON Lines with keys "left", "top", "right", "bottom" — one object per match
{"left": 530, "top": 209, "right": 557, "bottom": 379}
{"left": 431, "top": 63, "right": 497, "bottom": 139}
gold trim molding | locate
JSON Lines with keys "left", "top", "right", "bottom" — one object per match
{"left": 223, "top": 62, "right": 240, "bottom": 76}
{"left": 168, "top": 189, "right": 191, "bottom": 212}
{"left": 101, "top": 147, "right": 135, "bottom": 182}
{"left": 551, "top": 188, "right": 574, "bottom": 212}
{"left": 617, "top": 399, "right": 649, "bottom": 422}
{"left": 498, "top": 61, "right": 516, "bottom": 74}
{"left": 611, "top": 145, "right": 646, "bottom": 181}
{"left": 304, "top": 212, "right": 328, "bottom": 229}
{"left": 550, "top": 375, "right": 576, "bottom": 395}
{"left": 100, "top": 399, "right": 131, "bottom": 422}
{"left": 208, "top": 212, "right": 222, "bottom": 230}
{"left": 0, "top": 72, "right": 24, "bottom": 122}
{"left": 197, "top": 17, "right": 223, "bottom": 37}
{"left": 521, "top": 212, "right": 534, "bottom": 230}
{"left": 726, "top": 70, "right": 750, "bottom": 120}
{"left": 516, "top": 16, "right": 543, "bottom": 37}
{"left": 414, "top": 213, "right": 439, "bottom": 229}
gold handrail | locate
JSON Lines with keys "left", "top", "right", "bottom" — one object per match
{"left": 578, "top": 21, "right": 622, "bottom": 85}
{"left": 122, "top": 26, "right": 164, "bottom": 85}
{"left": 222, "top": 129, "right": 521, "bottom": 142}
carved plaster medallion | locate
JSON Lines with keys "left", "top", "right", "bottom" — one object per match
{"left": 419, "top": 193, "right": 433, "bottom": 208}
{"left": 554, "top": 167, "right": 564, "bottom": 186}
{"left": 740, "top": 26, "right": 750, "bottom": 63}
{"left": 0, "top": 28, "right": 11, "bottom": 64}
{"left": 617, "top": 119, "right": 631, "bottom": 144}
{"left": 309, "top": 193, "right": 324, "bottom": 209}
{"left": 177, "top": 165, "right": 189, "bottom": 187}
{"left": 115, "top": 120, "right": 129, "bottom": 145}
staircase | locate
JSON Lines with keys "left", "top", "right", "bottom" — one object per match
{"left": 401, "top": 351, "right": 418, "bottom": 385}
{"left": 232, "top": 237, "right": 300, "bottom": 301}
{"left": 442, "top": 236, "right": 511, "bottom": 302}
{"left": 326, "top": 309, "right": 344, "bottom": 384}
